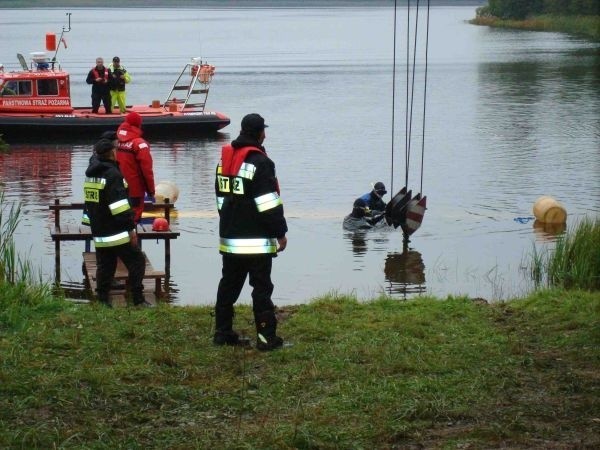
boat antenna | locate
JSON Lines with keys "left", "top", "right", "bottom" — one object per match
{"left": 52, "top": 12, "right": 71, "bottom": 63}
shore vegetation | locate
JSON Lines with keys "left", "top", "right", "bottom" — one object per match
{"left": 471, "top": 0, "right": 600, "bottom": 40}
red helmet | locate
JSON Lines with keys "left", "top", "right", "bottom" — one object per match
{"left": 152, "top": 217, "right": 169, "bottom": 231}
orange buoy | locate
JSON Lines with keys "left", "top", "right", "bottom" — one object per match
{"left": 199, "top": 64, "right": 214, "bottom": 83}
{"left": 533, "top": 196, "right": 567, "bottom": 224}
{"left": 45, "top": 33, "right": 56, "bottom": 51}
{"left": 533, "top": 219, "right": 566, "bottom": 240}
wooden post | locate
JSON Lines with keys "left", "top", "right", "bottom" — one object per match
{"left": 162, "top": 198, "right": 172, "bottom": 276}
{"left": 54, "top": 198, "right": 61, "bottom": 283}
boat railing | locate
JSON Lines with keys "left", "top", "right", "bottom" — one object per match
{"left": 163, "top": 59, "right": 214, "bottom": 112}
{"left": 16, "top": 52, "right": 62, "bottom": 72}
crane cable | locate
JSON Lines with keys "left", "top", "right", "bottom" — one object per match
{"left": 420, "top": 0, "right": 431, "bottom": 194}
{"left": 391, "top": 0, "right": 430, "bottom": 196}
{"left": 390, "top": 0, "right": 398, "bottom": 197}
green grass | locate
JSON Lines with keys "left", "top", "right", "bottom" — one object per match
{"left": 470, "top": 14, "right": 600, "bottom": 40}
{"left": 0, "top": 290, "right": 598, "bottom": 449}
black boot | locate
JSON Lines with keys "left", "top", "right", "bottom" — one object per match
{"left": 213, "top": 330, "right": 241, "bottom": 346}
{"left": 96, "top": 290, "right": 112, "bottom": 308}
{"left": 255, "top": 311, "right": 283, "bottom": 352}
{"left": 213, "top": 305, "right": 245, "bottom": 346}
{"left": 133, "top": 291, "right": 154, "bottom": 308}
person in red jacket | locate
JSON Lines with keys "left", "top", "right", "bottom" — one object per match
{"left": 116, "top": 112, "right": 155, "bottom": 223}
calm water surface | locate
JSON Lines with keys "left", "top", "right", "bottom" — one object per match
{"left": 0, "top": 6, "right": 598, "bottom": 305}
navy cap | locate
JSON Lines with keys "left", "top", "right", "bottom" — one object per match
{"left": 94, "top": 138, "right": 115, "bottom": 155}
{"left": 241, "top": 113, "right": 268, "bottom": 132}
{"left": 100, "top": 131, "right": 117, "bottom": 141}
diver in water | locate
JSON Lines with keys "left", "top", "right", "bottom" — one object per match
{"left": 343, "top": 198, "right": 386, "bottom": 231}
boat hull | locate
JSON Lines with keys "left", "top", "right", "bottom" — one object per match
{"left": 0, "top": 107, "right": 230, "bottom": 140}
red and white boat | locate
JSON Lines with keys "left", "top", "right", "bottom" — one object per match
{"left": 0, "top": 18, "right": 229, "bottom": 140}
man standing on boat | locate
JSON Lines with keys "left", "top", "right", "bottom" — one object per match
{"left": 214, "top": 113, "right": 288, "bottom": 351}
{"left": 86, "top": 57, "right": 112, "bottom": 114}
{"left": 116, "top": 112, "right": 155, "bottom": 223}
{"left": 83, "top": 138, "right": 150, "bottom": 308}
{"left": 108, "top": 56, "right": 131, "bottom": 114}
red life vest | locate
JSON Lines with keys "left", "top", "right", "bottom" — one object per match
{"left": 92, "top": 67, "right": 109, "bottom": 83}
{"left": 220, "top": 145, "right": 280, "bottom": 194}
{"left": 221, "top": 145, "right": 265, "bottom": 175}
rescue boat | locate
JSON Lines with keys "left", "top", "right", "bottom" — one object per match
{"left": 0, "top": 29, "right": 229, "bottom": 140}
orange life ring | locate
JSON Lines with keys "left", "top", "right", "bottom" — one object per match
{"left": 199, "top": 64, "right": 214, "bottom": 83}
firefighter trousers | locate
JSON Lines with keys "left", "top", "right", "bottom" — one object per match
{"left": 95, "top": 242, "right": 146, "bottom": 303}
{"left": 215, "top": 254, "right": 275, "bottom": 332}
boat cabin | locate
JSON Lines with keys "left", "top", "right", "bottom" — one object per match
{"left": 0, "top": 52, "right": 73, "bottom": 114}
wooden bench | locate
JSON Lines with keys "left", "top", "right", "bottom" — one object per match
{"left": 48, "top": 199, "right": 180, "bottom": 301}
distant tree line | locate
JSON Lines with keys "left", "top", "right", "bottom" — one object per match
{"left": 477, "top": 0, "right": 599, "bottom": 20}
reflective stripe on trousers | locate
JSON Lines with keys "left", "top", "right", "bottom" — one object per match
{"left": 219, "top": 237, "right": 277, "bottom": 254}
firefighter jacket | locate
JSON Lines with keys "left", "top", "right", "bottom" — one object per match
{"left": 215, "top": 135, "right": 288, "bottom": 256}
{"left": 116, "top": 122, "right": 155, "bottom": 199}
{"left": 83, "top": 155, "right": 135, "bottom": 248}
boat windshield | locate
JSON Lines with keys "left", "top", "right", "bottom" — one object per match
{"left": 0, "top": 80, "right": 31, "bottom": 96}
{"left": 37, "top": 78, "right": 58, "bottom": 96}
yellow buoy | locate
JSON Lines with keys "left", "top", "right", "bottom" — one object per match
{"left": 533, "top": 196, "right": 567, "bottom": 224}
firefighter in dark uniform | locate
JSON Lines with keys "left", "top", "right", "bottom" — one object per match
{"left": 83, "top": 138, "right": 150, "bottom": 308}
{"left": 85, "top": 57, "right": 112, "bottom": 114}
{"left": 214, "top": 113, "right": 288, "bottom": 351}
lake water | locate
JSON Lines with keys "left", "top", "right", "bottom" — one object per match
{"left": 0, "top": 5, "right": 598, "bottom": 305}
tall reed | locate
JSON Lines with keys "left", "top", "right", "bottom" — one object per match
{"left": 0, "top": 190, "right": 22, "bottom": 284}
{"left": 548, "top": 217, "right": 600, "bottom": 290}
{"left": 0, "top": 191, "right": 57, "bottom": 323}
{"left": 530, "top": 216, "right": 600, "bottom": 291}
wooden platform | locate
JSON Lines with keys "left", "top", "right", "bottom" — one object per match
{"left": 48, "top": 198, "right": 180, "bottom": 306}
{"left": 82, "top": 252, "right": 165, "bottom": 307}
{"left": 48, "top": 199, "right": 179, "bottom": 283}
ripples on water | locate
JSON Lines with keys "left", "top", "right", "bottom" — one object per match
{"left": 0, "top": 6, "right": 598, "bottom": 305}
